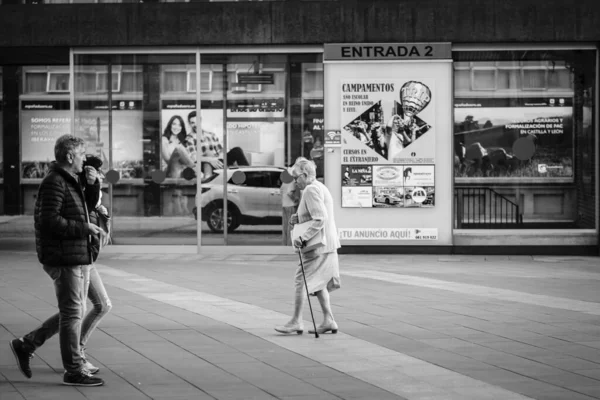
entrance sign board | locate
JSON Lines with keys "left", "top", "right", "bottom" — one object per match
{"left": 324, "top": 43, "right": 452, "bottom": 244}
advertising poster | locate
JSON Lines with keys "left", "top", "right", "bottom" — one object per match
{"left": 402, "top": 165, "right": 434, "bottom": 186}
{"left": 373, "top": 186, "right": 404, "bottom": 208}
{"left": 21, "top": 101, "right": 70, "bottom": 179}
{"left": 342, "top": 163, "right": 435, "bottom": 208}
{"left": 304, "top": 99, "right": 325, "bottom": 176}
{"left": 227, "top": 98, "right": 285, "bottom": 119}
{"left": 403, "top": 165, "right": 435, "bottom": 208}
{"left": 372, "top": 165, "right": 402, "bottom": 186}
{"left": 227, "top": 121, "right": 285, "bottom": 167}
{"left": 160, "top": 100, "right": 223, "bottom": 177}
{"left": 342, "top": 165, "right": 372, "bottom": 186}
{"left": 161, "top": 100, "right": 285, "bottom": 177}
{"left": 20, "top": 100, "right": 144, "bottom": 179}
{"left": 338, "top": 227, "right": 439, "bottom": 241}
{"left": 0, "top": 105, "right": 4, "bottom": 178}
{"left": 454, "top": 97, "right": 574, "bottom": 179}
{"left": 404, "top": 186, "right": 435, "bottom": 208}
{"left": 341, "top": 165, "right": 373, "bottom": 207}
{"left": 75, "top": 100, "right": 144, "bottom": 179}
{"left": 341, "top": 186, "right": 373, "bottom": 208}
{"left": 339, "top": 79, "right": 437, "bottom": 209}
{"left": 341, "top": 79, "right": 436, "bottom": 165}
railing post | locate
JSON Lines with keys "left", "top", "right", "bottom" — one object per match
{"left": 456, "top": 189, "right": 463, "bottom": 229}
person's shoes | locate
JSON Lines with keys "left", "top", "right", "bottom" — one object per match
{"left": 63, "top": 370, "right": 104, "bottom": 386}
{"left": 9, "top": 338, "right": 34, "bottom": 379}
{"left": 308, "top": 322, "right": 339, "bottom": 334}
{"left": 80, "top": 348, "right": 99, "bottom": 375}
{"left": 82, "top": 359, "right": 100, "bottom": 375}
{"left": 274, "top": 323, "right": 304, "bottom": 335}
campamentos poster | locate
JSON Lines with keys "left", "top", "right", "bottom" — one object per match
{"left": 454, "top": 97, "right": 574, "bottom": 179}
{"left": 340, "top": 79, "right": 436, "bottom": 208}
{"left": 341, "top": 79, "right": 436, "bottom": 165}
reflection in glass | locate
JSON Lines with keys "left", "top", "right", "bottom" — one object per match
{"left": 453, "top": 51, "right": 596, "bottom": 230}
{"left": 199, "top": 53, "right": 324, "bottom": 245}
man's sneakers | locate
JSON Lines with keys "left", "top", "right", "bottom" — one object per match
{"left": 9, "top": 338, "right": 34, "bottom": 379}
{"left": 63, "top": 370, "right": 104, "bottom": 386}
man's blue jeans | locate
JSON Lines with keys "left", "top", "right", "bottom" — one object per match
{"left": 22, "top": 265, "right": 87, "bottom": 373}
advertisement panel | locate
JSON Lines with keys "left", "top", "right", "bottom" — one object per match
{"left": 341, "top": 79, "right": 436, "bottom": 165}
{"left": 160, "top": 100, "right": 223, "bottom": 178}
{"left": 339, "top": 79, "right": 436, "bottom": 209}
{"left": 0, "top": 104, "right": 3, "bottom": 178}
{"left": 160, "top": 100, "right": 285, "bottom": 179}
{"left": 226, "top": 121, "right": 285, "bottom": 167}
{"left": 338, "top": 228, "right": 439, "bottom": 241}
{"left": 454, "top": 97, "right": 574, "bottom": 180}
{"left": 75, "top": 100, "right": 144, "bottom": 179}
{"left": 21, "top": 100, "right": 144, "bottom": 179}
{"left": 324, "top": 44, "right": 453, "bottom": 244}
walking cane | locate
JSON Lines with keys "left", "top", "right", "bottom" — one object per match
{"left": 297, "top": 238, "right": 319, "bottom": 339}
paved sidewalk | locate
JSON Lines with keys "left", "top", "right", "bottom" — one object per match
{"left": 1, "top": 249, "right": 600, "bottom": 400}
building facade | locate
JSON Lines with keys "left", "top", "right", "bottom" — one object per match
{"left": 0, "top": 0, "right": 598, "bottom": 254}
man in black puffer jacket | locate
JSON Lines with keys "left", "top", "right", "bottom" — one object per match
{"left": 9, "top": 135, "right": 106, "bottom": 387}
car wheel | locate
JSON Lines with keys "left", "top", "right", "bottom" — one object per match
{"left": 206, "top": 203, "right": 239, "bottom": 233}
{"left": 385, "top": 198, "right": 390, "bottom": 205}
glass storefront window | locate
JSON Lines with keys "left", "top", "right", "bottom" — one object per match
{"left": 198, "top": 53, "right": 324, "bottom": 246}
{"left": 73, "top": 52, "right": 198, "bottom": 245}
{"left": 453, "top": 50, "right": 596, "bottom": 230}
{"left": 14, "top": 52, "right": 324, "bottom": 247}
{"left": 0, "top": 66, "right": 4, "bottom": 214}
{"left": 0, "top": 67, "right": 3, "bottom": 181}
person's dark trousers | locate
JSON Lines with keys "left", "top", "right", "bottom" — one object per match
{"left": 226, "top": 147, "right": 249, "bottom": 166}
{"left": 22, "top": 265, "right": 86, "bottom": 373}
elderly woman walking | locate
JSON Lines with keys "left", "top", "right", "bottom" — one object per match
{"left": 275, "top": 157, "right": 341, "bottom": 335}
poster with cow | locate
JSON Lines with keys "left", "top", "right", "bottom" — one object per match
{"left": 454, "top": 97, "right": 574, "bottom": 180}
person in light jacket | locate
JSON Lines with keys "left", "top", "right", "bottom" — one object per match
{"left": 275, "top": 157, "right": 341, "bottom": 335}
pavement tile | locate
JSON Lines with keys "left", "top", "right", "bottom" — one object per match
{"left": 197, "top": 351, "right": 258, "bottom": 365}
{"left": 279, "top": 395, "right": 344, "bottom": 400}
{"left": 498, "top": 380, "right": 567, "bottom": 397}
{"left": 136, "top": 383, "right": 214, "bottom": 399}
{"left": 574, "top": 369, "right": 600, "bottom": 380}
{"left": 533, "top": 391, "right": 599, "bottom": 400}
{"left": 574, "top": 385, "right": 600, "bottom": 398}
{"left": 91, "top": 347, "right": 151, "bottom": 365}
{"left": 528, "top": 355, "right": 600, "bottom": 371}
{"left": 203, "top": 383, "right": 280, "bottom": 400}
{"left": 109, "top": 362, "right": 190, "bottom": 385}
{"left": 0, "top": 391, "right": 26, "bottom": 400}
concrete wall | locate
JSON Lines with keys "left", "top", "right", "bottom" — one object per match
{"left": 0, "top": 0, "right": 599, "bottom": 49}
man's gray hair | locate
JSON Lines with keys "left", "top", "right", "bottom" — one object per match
{"left": 293, "top": 156, "right": 317, "bottom": 178}
{"left": 55, "top": 134, "right": 85, "bottom": 164}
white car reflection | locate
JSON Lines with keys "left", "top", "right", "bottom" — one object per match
{"left": 194, "top": 166, "right": 286, "bottom": 233}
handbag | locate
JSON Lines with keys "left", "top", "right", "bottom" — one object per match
{"left": 291, "top": 220, "right": 326, "bottom": 253}
{"left": 96, "top": 208, "right": 112, "bottom": 247}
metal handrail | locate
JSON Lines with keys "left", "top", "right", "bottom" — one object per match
{"left": 454, "top": 187, "right": 523, "bottom": 229}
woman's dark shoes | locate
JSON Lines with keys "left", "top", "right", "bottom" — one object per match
{"left": 308, "top": 322, "right": 338, "bottom": 334}
{"left": 274, "top": 323, "right": 304, "bottom": 335}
